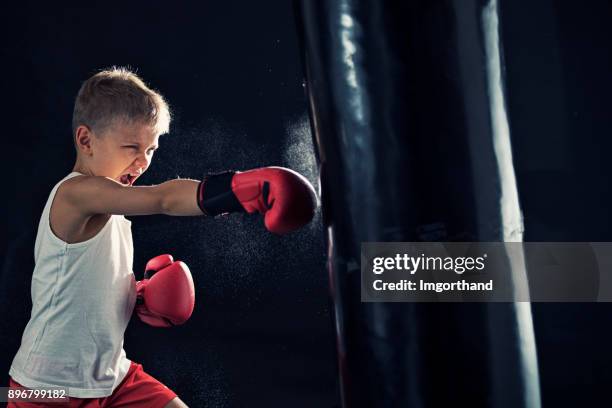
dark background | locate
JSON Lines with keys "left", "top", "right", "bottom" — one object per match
{"left": 502, "top": 1, "right": 612, "bottom": 407}
{"left": 0, "top": 1, "right": 611, "bottom": 407}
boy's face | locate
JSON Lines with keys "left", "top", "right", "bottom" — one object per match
{"left": 91, "top": 121, "right": 159, "bottom": 186}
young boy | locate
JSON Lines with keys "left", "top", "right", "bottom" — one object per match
{"left": 7, "top": 68, "right": 317, "bottom": 407}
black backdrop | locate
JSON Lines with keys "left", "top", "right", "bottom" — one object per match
{"left": 503, "top": 2, "right": 612, "bottom": 407}
{"left": 0, "top": 1, "right": 611, "bottom": 407}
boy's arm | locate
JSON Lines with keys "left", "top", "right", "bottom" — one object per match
{"left": 64, "top": 176, "right": 202, "bottom": 217}
{"left": 63, "top": 166, "right": 317, "bottom": 233}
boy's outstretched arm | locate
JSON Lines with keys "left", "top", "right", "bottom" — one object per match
{"left": 64, "top": 176, "right": 202, "bottom": 217}
{"left": 64, "top": 166, "right": 318, "bottom": 233}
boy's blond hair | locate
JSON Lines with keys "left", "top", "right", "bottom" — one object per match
{"left": 72, "top": 67, "right": 171, "bottom": 143}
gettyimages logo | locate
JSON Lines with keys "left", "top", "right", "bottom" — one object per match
{"left": 371, "top": 253, "right": 487, "bottom": 275}
{"left": 361, "top": 242, "right": 610, "bottom": 302}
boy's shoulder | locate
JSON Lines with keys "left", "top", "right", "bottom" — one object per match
{"left": 55, "top": 174, "right": 120, "bottom": 216}
{"left": 55, "top": 174, "right": 90, "bottom": 205}
{"left": 51, "top": 175, "right": 112, "bottom": 244}
{"left": 58, "top": 174, "right": 116, "bottom": 200}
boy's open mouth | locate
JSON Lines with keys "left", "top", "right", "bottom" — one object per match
{"left": 119, "top": 173, "right": 137, "bottom": 186}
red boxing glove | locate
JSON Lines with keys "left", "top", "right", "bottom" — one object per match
{"left": 196, "top": 166, "right": 317, "bottom": 234}
{"left": 135, "top": 254, "right": 195, "bottom": 328}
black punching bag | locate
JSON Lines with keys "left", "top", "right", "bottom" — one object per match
{"left": 294, "top": 1, "right": 541, "bottom": 407}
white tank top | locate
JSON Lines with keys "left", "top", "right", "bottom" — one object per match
{"left": 9, "top": 172, "right": 136, "bottom": 398}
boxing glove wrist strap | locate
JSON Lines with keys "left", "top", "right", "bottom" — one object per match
{"left": 197, "top": 171, "right": 246, "bottom": 216}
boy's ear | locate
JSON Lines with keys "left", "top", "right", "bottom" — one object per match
{"left": 75, "top": 125, "right": 94, "bottom": 155}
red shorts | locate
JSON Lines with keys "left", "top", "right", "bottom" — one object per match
{"left": 7, "top": 361, "right": 178, "bottom": 408}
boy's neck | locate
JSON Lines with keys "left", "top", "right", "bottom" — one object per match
{"left": 72, "top": 158, "right": 95, "bottom": 176}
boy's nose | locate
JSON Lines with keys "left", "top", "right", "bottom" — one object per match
{"left": 135, "top": 156, "right": 150, "bottom": 171}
